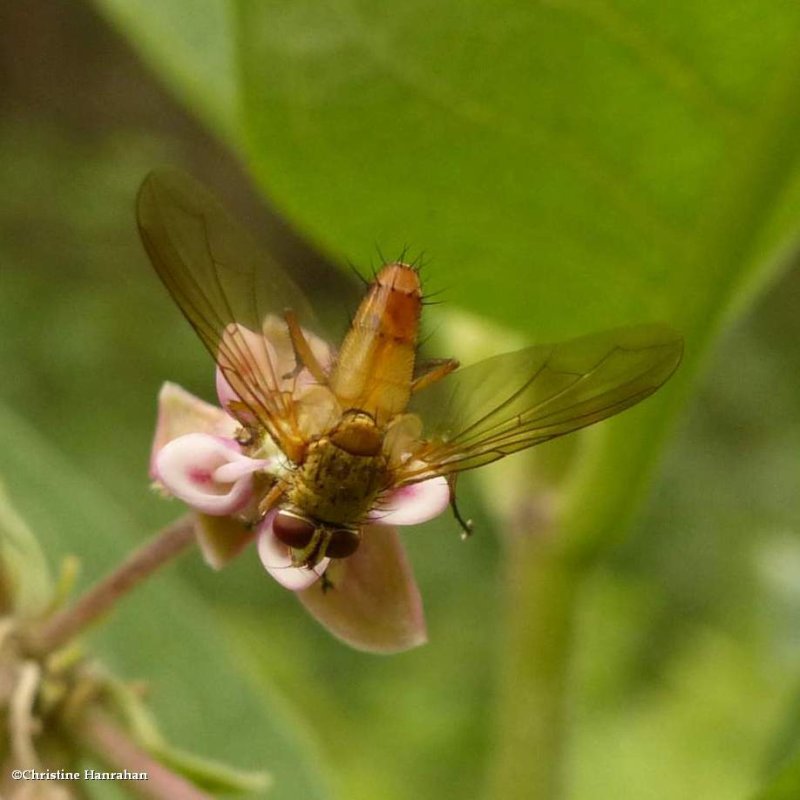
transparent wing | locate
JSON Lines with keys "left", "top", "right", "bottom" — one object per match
{"left": 398, "top": 324, "right": 683, "bottom": 482}
{"left": 137, "top": 168, "right": 326, "bottom": 452}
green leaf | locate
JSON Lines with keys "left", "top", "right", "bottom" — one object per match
{"left": 92, "top": 0, "right": 239, "bottom": 144}
{"left": 754, "top": 749, "right": 800, "bottom": 800}
{"left": 105, "top": 676, "right": 270, "bottom": 794}
{"left": 99, "top": 0, "right": 800, "bottom": 549}
{"left": 0, "top": 400, "right": 331, "bottom": 800}
{"left": 0, "top": 480, "right": 52, "bottom": 617}
{"left": 232, "top": 1, "right": 800, "bottom": 337}
{"left": 77, "top": 8, "right": 800, "bottom": 798}
{"left": 154, "top": 743, "right": 271, "bottom": 794}
{"left": 231, "top": 2, "right": 800, "bottom": 554}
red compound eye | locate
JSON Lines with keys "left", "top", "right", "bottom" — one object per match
{"left": 273, "top": 511, "right": 315, "bottom": 550}
{"left": 326, "top": 528, "right": 361, "bottom": 559}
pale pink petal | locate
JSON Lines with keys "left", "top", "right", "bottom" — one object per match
{"left": 213, "top": 456, "right": 278, "bottom": 483}
{"left": 194, "top": 513, "right": 257, "bottom": 570}
{"left": 155, "top": 433, "right": 265, "bottom": 515}
{"left": 150, "top": 383, "right": 237, "bottom": 478}
{"left": 304, "top": 328, "right": 334, "bottom": 373}
{"left": 215, "top": 320, "right": 337, "bottom": 419}
{"left": 369, "top": 476, "right": 450, "bottom": 526}
{"left": 256, "top": 510, "right": 330, "bottom": 591}
{"left": 293, "top": 384, "right": 341, "bottom": 439}
{"left": 216, "top": 324, "right": 279, "bottom": 418}
{"left": 298, "top": 524, "right": 426, "bottom": 654}
{"left": 261, "top": 315, "right": 335, "bottom": 388}
{"left": 215, "top": 367, "right": 243, "bottom": 416}
{"left": 259, "top": 315, "right": 299, "bottom": 380}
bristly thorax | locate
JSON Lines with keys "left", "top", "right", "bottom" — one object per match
{"left": 286, "top": 411, "right": 390, "bottom": 526}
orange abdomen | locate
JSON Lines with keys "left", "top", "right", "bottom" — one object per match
{"left": 329, "top": 263, "right": 422, "bottom": 424}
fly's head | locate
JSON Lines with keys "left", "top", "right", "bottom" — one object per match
{"left": 272, "top": 508, "right": 361, "bottom": 568}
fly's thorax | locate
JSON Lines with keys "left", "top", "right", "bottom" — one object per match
{"left": 286, "top": 410, "right": 390, "bottom": 526}
{"left": 327, "top": 409, "right": 383, "bottom": 455}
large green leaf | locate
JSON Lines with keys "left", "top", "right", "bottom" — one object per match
{"left": 92, "top": 1, "right": 800, "bottom": 323}
{"left": 230, "top": 1, "right": 799, "bottom": 332}
{"left": 94, "top": 1, "right": 800, "bottom": 549}
{"left": 754, "top": 744, "right": 800, "bottom": 800}
{"left": 81, "top": 5, "right": 800, "bottom": 798}
{"left": 0, "top": 400, "right": 331, "bottom": 800}
{"left": 93, "top": 0, "right": 239, "bottom": 143}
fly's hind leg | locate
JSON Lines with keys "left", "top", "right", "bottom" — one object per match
{"left": 283, "top": 308, "right": 329, "bottom": 384}
{"left": 448, "top": 475, "right": 474, "bottom": 540}
{"left": 411, "top": 358, "right": 459, "bottom": 393}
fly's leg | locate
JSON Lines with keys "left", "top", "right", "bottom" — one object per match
{"left": 411, "top": 358, "right": 459, "bottom": 393}
{"left": 292, "top": 528, "right": 329, "bottom": 568}
{"left": 284, "top": 308, "right": 328, "bottom": 384}
{"left": 320, "top": 571, "right": 335, "bottom": 593}
{"left": 258, "top": 482, "right": 286, "bottom": 518}
{"left": 448, "top": 475, "right": 474, "bottom": 539}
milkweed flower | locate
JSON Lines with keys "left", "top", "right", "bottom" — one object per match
{"left": 149, "top": 322, "right": 449, "bottom": 652}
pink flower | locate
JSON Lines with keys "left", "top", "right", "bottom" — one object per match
{"left": 154, "top": 433, "right": 274, "bottom": 515}
{"left": 255, "top": 477, "right": 449, "bottom": 591}
{"left": 150, "top": 325, "right": 450, "bottom": 653}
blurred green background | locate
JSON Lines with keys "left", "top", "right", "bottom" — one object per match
{"left": 2, "top": 2, "right": 800, "bottom": 799}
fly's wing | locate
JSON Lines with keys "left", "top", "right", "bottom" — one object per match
{"left": 397, "top": 324, "right": 683, "bottom": 482}
{"left": 137, "top": 168, "right": 325, "bottom": 453}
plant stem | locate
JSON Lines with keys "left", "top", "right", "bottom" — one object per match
{"left": 487, "top": 32, "right": 800, "bottom": 800}
{"left": 486, "top": 532, "right": 581, "bottom": 800}
{"left": 23, "top": 515, "right": 196, "bottom": 658}
{"left": 9, "top": 661, "right": 42, "bottom": 769}
{"left": 79, "top": 711, "right": 213, "bottom": 800}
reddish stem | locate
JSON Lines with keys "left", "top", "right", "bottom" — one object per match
{"left": 24, "top": 515, "right": 195, "bottom": 657}
{"left": 79, "top": 711, "right": 213, "bottom": 800}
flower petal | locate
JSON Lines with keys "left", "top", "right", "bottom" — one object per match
{"left": 213, "top": 457, "right": 278, "bottom": 483}
{"left": 215, "top": 324, "right": 281, "bottom": 420}
{"left": 293, "top": 384, "right": 341, "bottom": 439}
{"left": 155, "top": 433, "right": 265, "bottom": 515}
{"left": 150, "top": 383, "right": 237, "bottom": 478}
{"left": 215, "top": 367, "right": 244, "bottom": 419}
{"left": 369, "top": 476, "right": 450, "bottom": 526}
{"left": 261, "top": 315, "right": 334, "bottom": 386}
{"left": 298, "top": 524, "right": 426, "bottom": 654}
{"left": 256, "top": 510, "right": 329, "bottom": 591}
{"left": 216, "top": 318, "right": 336, "bottom": 417}
{"left": 194, "top": 513, "right": 256, "bottom": 570}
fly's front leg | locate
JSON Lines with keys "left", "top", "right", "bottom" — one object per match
{"left": 411, "top": 358, "right": 459, "bottom": 393}
{"left": 283, "top": 308, "right": 328, "bottom": 384}
{"left": 258, "top": 481, "right": 286, "bottom": 519}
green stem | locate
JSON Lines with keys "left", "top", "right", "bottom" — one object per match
{"left": 79, "top": 711, "right": 214, "bottom": 800}
{"left": 486, "top": 529, "right": 581, "bottom": 800}
{"left": 487, "top": 34, "right": 800, "bottom": 800}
